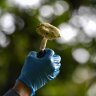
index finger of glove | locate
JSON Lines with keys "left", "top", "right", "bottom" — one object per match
{"left": 44, "top": 49, "right": 55, "bottom": 58}
{"left": 28, "top": 51, "right": 37, "bottom": 57}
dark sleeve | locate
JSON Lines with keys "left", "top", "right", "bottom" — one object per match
{"left": 3, "top": 89, "right": 20, "bottom": 96}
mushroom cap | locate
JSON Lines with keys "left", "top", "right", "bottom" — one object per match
{"left": 36, "top": 22, "right": 60, "bottom": 39}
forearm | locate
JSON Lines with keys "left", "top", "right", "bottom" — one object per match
{"left": 13, "top": 80, "right": 32, "bottom": 96}
{"left": 3, "top": 80, "right": 32, "bottom": 96}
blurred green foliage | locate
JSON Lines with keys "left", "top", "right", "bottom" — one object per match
{"left": 0, "top": 0, "right": 96, "bottom": 96}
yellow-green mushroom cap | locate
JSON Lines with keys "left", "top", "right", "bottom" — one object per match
{"left": 36, "top": 23, "right": 60, "bottom": 39}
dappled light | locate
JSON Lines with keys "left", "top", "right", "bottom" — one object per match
{"left": 72, "top": 67, "right": 92, "bottom": 83}
{"left": 0, "top": 32, "right": 10, "bottom": 48}
{"left": 0, "top": 13, "right": 15, "bottom": 35}
{"left": 72, "top": 48, "right": 90, "bottom": 64}
{"left": 8, "top": 0, "right": 41, "bottom": 9}
{"left": 39, "top": 5, "right": 54, "bottom": 18}
{"left": 53, "top": 1, "right": 69, "bottom": 16}
{"left": 70, "top": 6, "right": 96, "bottom": 38}
{"left": 87, "top": 83, "right": 96, "bottom": 96}
{"left": 57, "top": 23, "right": 78, "bottom": 43}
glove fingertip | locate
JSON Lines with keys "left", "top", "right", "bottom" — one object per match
{"left": 53, "top": 55, "right": 61, "bottom": 61}
{"left": 45, "top": 49, "right": 55, "bottom": 56}
{"left": 28, "top": 51, "right": 37, "bottom": 57}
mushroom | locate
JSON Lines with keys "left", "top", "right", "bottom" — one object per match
{"left": 36, "top": 22, "right": 60, "bottom": 51}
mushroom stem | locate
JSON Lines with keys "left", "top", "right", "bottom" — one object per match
{"left": 40, "top": 37, "right": 48, "bottom": 51}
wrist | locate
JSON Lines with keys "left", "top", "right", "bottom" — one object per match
{"left": 13, "top": 80, "right": 32, "bottom": 96}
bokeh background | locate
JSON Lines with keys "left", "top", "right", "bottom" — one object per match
{"left": 0, "top": 0, "right": 96, "bottom": 96}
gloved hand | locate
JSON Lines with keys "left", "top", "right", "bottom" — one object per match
{"left": 17, "top": 49, "right": 61, "bottom": 96}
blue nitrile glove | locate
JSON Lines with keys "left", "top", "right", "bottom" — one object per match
{"left": 17, "top": 49, "right": 61, "bottom": 96}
